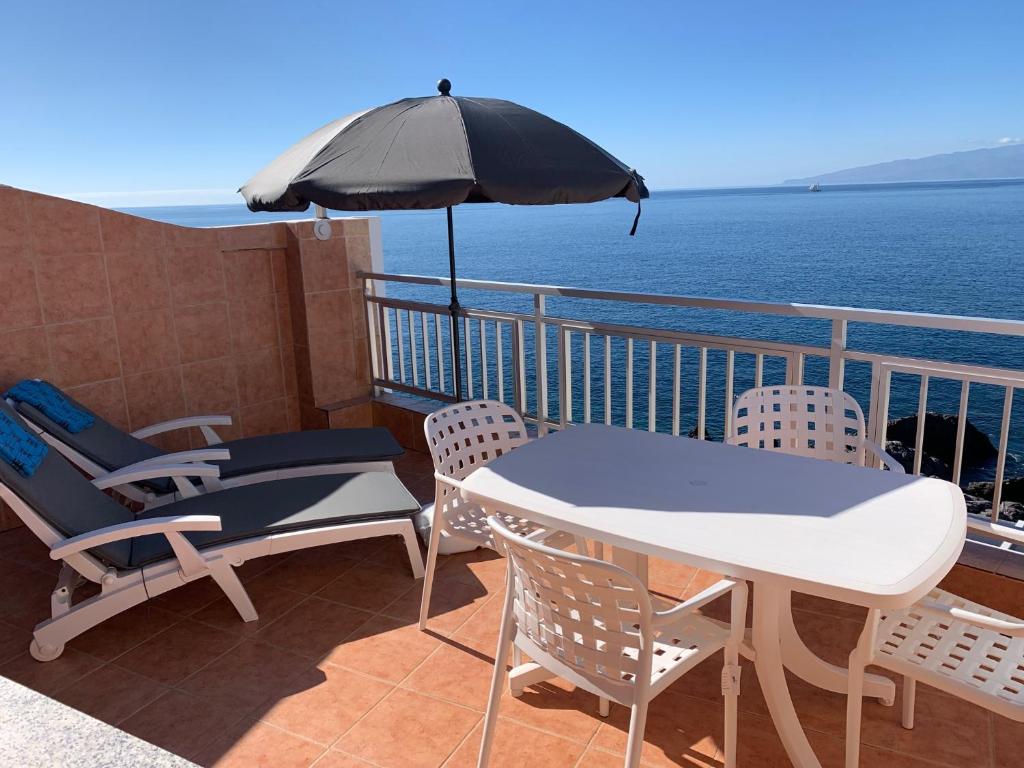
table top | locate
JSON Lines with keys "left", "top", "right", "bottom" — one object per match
{"left": 461, "top": 424, "right": 966, "bottom": 608}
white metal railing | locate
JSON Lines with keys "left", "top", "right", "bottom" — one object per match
{"left": 361, "top": 272, "right": 1024, "bottom": 522}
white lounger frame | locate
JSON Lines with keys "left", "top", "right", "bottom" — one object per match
{"left": 16, "top": 410, "right": 395, "bottom": 508}
{"left": 0, "top": 462, "right": 423, "bottom": 662}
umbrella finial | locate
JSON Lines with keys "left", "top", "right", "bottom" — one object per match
{"left": 437, "top": 78, "right": 452, "bottom": 96}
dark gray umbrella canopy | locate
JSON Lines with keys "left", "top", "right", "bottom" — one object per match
{"left": 241, "top": 92, "right": 647, "bottom": 212}
{"left": 241, "top": 81, "right": 647, "bottom": 401}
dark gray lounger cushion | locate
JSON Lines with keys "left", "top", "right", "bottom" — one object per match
{"left": 212, "top": 429, "right": 403, "bottom": 479}
{"left": 16, "top": 389, "right": 404, "bottom": 495}
{"left": 128, "top": 472, "right": 419, "bottom": 567}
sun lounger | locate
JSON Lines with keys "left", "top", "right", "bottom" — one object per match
{"left": 7, "top": 380, "right": 404, "bottom": 507}
{"left": 0, "top": 401, "right": 423, "bottom": 662}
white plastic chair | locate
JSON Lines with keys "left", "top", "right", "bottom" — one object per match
{"left": 843, "top": 520, "right": 1024, "bottom": 767}
{"left": 479, "top": 515, "right": 747, "bottom": 768}
{"left": 419, "top": 400, "right": 585, "bottom": 630}
{"left": 726, "top": 385, "right": 903, "bottom": 471}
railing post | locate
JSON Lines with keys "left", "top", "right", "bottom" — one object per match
{"left": 534, "top": 294, "right": 548, "bottom": 435}
{"left": 866, "top": 362, "right": 892, "bottom": 468}
{"left": 513, "top": 319, "right": 526, "bottom": 415}
{"left": 828, "top": 319, "right": 848, "bottom": 390}
{"left": 557, "top": 325, "right": 568, "bottom": 429}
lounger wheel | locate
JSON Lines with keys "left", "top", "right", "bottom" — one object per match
{"left": 29, "top": 639, "right": 64, "bottom": 662}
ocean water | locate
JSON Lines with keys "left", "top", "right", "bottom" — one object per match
{"left": 122, "top": 179, "right": 1024, "bottom": 482}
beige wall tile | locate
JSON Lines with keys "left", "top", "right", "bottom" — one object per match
{"left": 116, "top": 309, "right": 179, "bottom": 374}
{"left": 99, "top": 209, "right": 166, "bottom": 252}
{"left": 299, "top": 237, "right": 350, "bottom": 292}
{"left": 35, "top": 251, "right": 112, "bottom": 323}
{"left": 123, "top": 367, "right": 187, "bottom": 432}
{"left": 234, "top": 347, "right": 285, "bottom": 405}
{"left": 24, "top": 192, "right": 102, "bottom": 255}
{"left": 65, "top": 379, "right": 129, "bottom": 430}
{"left": 47, "top": 318, "right": 121, "bottom": 388}
{"left": 0, "top": 247, "right": 42, "bottom": 331}
{"left": 216, "top": 223, "right": 286, "bottom": 251}
{"left": 0, "top": 326, "right": 51, "bottom": 389}
{"left": 239, "top": 398, "right": 289, "bottom": 437}
{"left": 104, "top": 248, "right": 171, "bottom": 315}
{"left": 181, "top": 357, "right": 238, "bottom": 413}
{"left": 174, "top": 302, "right": 231, "bottom": 364}
{"left": 0, "top": 187, "right": 29, "bottom": 245}
{"left": 229, "top": 294, "right": 278, "bottom": 352}
{"left": 165, "top": 246, "right": 226, "bottom": 307}
{"left": 223, "top": 249, "right": 274, "bottom": 299}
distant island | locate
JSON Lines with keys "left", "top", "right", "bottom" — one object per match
{"left": 783, "top": 143, "right": 1024, "bottom": 185}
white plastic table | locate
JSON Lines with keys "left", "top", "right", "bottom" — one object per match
{"left": 460, "top": 424, "right": 966, "bottom": 768}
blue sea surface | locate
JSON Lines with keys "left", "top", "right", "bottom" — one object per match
{"left": 122, "top": 179, "right": 1024, "bottom": 482}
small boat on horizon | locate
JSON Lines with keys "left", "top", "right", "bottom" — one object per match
{"left": 809, "top": 183, "right": 822, "bottom": 192}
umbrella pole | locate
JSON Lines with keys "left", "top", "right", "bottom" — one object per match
{"left": 446, "top": 206, "right": 464, "bottom": 401}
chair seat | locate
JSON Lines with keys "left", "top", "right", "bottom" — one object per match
{"left": 446, "top": 504, "right": 547, "bottom": 547}
{"left": 875, "top": 588, "right": 1024, "bottom": 714}
{"left": 517, "top": 604, "right": 730, "bottom": 697}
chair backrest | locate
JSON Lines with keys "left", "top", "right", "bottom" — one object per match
{"left": 423, "top": 400, "right": 530, "bottom": 542}
{"left": 0, "top": 400, "right": 135, "bottom": 573}
{"left": 489, "top": 514, "right": 653, "bottom": 701}
{"left": 424, "top": 400, "right": 528, "bottom": 481}
{"left": 726, "top": 385, "right": 868, "bottom": 466}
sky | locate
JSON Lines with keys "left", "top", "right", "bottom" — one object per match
{"left": 2, "top": 1, "right": 1023, "bottom": 206}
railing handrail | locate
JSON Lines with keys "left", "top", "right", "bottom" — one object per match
{"left": 360, "top": 271, "right": 1024, "bottom": 337}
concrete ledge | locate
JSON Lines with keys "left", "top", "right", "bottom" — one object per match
{"left": 0, "top": 676, "right": 196, "bottom": 768}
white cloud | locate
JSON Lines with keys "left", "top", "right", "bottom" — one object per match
{"left": 996, "top": 137, "right": 1022, "bottom": 145}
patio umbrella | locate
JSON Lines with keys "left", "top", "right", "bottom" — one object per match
{"left": 240, "top": 79, "right": 648, "bottom": 400}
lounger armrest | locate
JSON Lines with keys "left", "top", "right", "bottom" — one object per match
{"left": 916, "top": 597, "right": 1024, "bottom": 638}
{"left": 652, "top": 578, "right": 740, "bottom": 627}
{"left": 50, "top": 515, "right": 222, "bottom": 561}
{"left": 131, "top": 415, "right": 233, "bottom": 443}
{"left": 105, "top": 449, "right": 232, "bottom": 473}
{"left": 966, "top": 515, "right": 1024, "bottom": 547}
{"left": 92, "top": 462, "right": 220, "bottom": 499}
{"left": 862, "top": 440, "right": 905, "bottom": 473}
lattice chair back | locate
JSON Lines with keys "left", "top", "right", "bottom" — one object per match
{"left": 424, "top": 400, "right": 532, "bottom": 545}
{"left": 490, "top": 512, "right": 655, "bottom": 705}
{"left": 726, "top": 386, "right": 869, "bottom": 466}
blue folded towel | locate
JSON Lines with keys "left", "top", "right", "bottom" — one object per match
{"left": 4, "top": 380, "right": 95, "bottom": 434}
{"left": 0, "top": 410, "right": 48, "bottom": 477}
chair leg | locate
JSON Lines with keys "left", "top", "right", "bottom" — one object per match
{"left": 572, "top": 535, "right": 589, "bottom": 555}
{"left": 623, "top": 700, "right": 650, "bottom": 768}
{"left": 599, "top": 697, "right": 610, "bottom": 717}
{"left": 210, "top": 563, "right": 258, "bottom": 622}
{"left": 901, "top": 677, "right": 916, "bottom": 730}
{"left": 419, "top": 504, "right": 444, "bottom": 631}
{"left": 479, "top": 599, "right": 516, "bottom": 767}
{"left": 399, "top": 523, "right": 426, "bottom": 579}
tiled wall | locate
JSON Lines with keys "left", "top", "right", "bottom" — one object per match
{"left": 0, "top": 185, "right": 376, "bottom": 529}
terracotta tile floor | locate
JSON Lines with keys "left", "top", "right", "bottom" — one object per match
{"left": 1, "top": 449, "right": 1022, "bottom": 767}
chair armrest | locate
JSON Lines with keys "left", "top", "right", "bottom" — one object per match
{"left": 916, "top": 597, "right": 1024, "bottom": 638}
{"left": 966, "top": 515, "right": 1024, "bottom": 547}
{"left": 50, "top": 515, "right": 222, "bottom": 561}
{"left": 131, "top": 415, "right": 232, "bottom": 443}
{"left": 92, "top": 462, "right": 219, "bottom": 498}
{"left": 862, "top": 440, "right": 905, "bottom": 473}
{"left": 652, "top": 578, "right": 740, "bottom": 627}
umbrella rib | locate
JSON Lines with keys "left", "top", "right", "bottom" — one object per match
{"left": 451, "top": 97, "right": 478, "bottom": 185}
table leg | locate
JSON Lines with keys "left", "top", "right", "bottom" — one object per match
{"left": 611, "top": 547, "right": 649, "bottom": 587}
{"left": 753, "top": 583, "right": 822, "bottom": 768}
{"left": 780, "top": 593, "right": 895, "bottom": 706}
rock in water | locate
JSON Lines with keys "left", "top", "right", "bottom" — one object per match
{"left": 886, "top": 412, "right": 997, "bottom": 468}
{"left": 965, "top": 476, "right": 1024, "bottom": 504}
{"left": 884, "top": 441, "right": 951, "bottom": 479}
